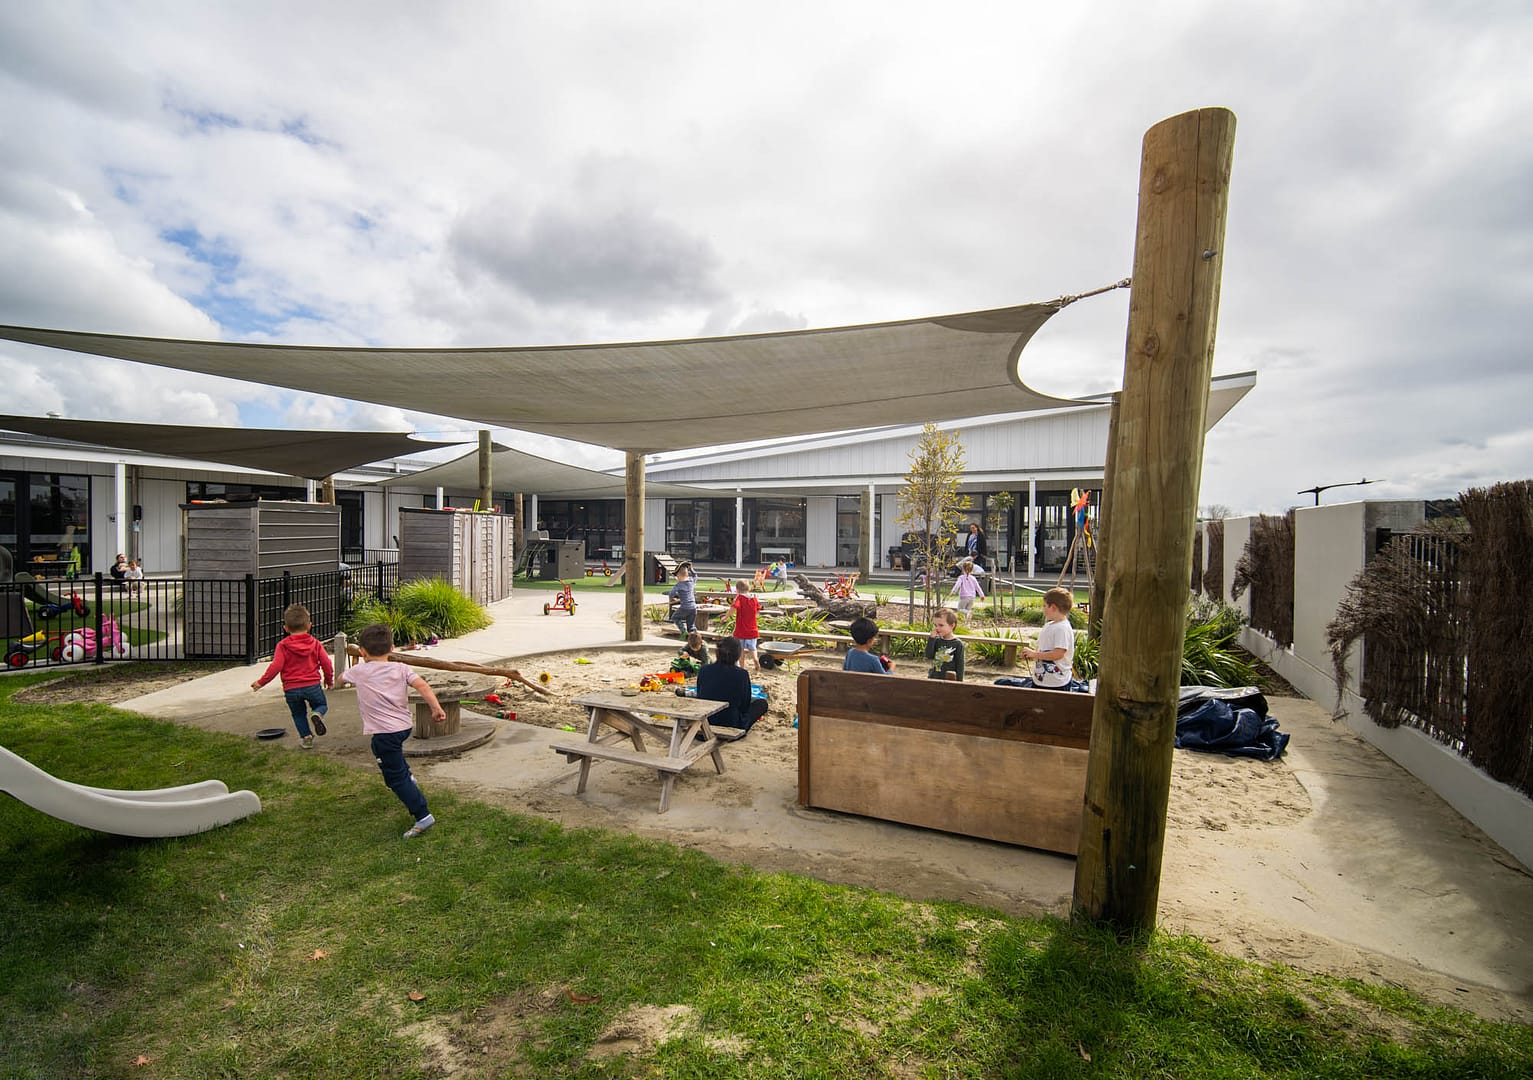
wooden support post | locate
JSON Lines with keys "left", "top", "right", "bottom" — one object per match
{"left": 1072, "top": 108, "right": 1236, "bottom": 932}
{"left": 859, "top": 487, "right": 874, "bottom": 579}
{"left": 319, "top": 476, "right": 335, "bottom": 505}
{"left": 624, "top": 451, "right": 645, "bottom": 641}
{"left": 477, "top": 429, "right": 492, "bottom": 510}
{"left": 1087, "top": 393, "right": 1121, "bottom": 641}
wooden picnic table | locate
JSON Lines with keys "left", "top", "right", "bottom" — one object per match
{"left": 550, "top": 691, "right": 730, "bottom": 813}
{"left": 691, "top": 604, "right": 731, "bottom": 631}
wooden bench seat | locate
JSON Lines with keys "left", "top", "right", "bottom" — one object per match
{"left": 796, "top": 670, "right": 1093, "bottom": 855}
{"left": 549, "top": 741, "right": 701, "bottom": 773}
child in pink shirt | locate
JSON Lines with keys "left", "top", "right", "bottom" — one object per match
{"left": 950, "top": 560, "right": 986, "bottom": 615}
{"left": 340, "top": 622, "right": 445, "bottom": 838}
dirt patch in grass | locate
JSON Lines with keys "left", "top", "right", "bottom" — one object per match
{"left": 9, "top": 662, "right": 240, "bottom": 705}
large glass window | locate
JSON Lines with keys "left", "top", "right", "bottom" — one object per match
{"left": 955, "top": 493, "right": 1014, "bottom": 570}
{"left": 834, "top": 496, "right": 880, "bottom": 567}
{"left": 186, "top": 481, "right": 305, "bottom": 503}
{"left": 748, "top": 497, "right": 806, "bottom": 565}
{"left": 539, "top": 499, "right": 625, "bottom": 557}
{"left": 1, "top": 471, "right": 91, "bottom": 572}
{"left": 663, "top": 499, "right": 738, "bottom": 563}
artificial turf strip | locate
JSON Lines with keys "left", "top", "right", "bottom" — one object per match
{"left": 1, "top": 672, "right": 1530, "bottom": 1078}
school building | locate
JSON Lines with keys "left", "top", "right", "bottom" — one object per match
{"left": 0, "top": 370, "right": 1251, "bottom": 580}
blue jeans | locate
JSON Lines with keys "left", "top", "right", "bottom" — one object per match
{"left": 284, "top": 685, "right": 328, "bottom": 737}
{"left": 672, "top": 608, "right": 696, "bottom": 635}
{"left": 371, "top": 729, "right": 429, "bottom": 821}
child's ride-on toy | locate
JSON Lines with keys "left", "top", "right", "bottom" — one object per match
{"left": 5, "top": 629, "right": 67, "bottom": 668}
{"left": 60, "top": 616, "right": 130, "bottom": 662}
{"left": 584, "top": 559, "right": 614, "bottom": 577}
{"left": 543, "top": 581, "right": 577, "bottom": 616}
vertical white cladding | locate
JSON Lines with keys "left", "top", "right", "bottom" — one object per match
{"left": 139, "top": 476, "right": 188, "bottom": 573}
{"left": 644, "top": 497, "right": 665, "bottom": 550}
{"left": 806, "top": 496, "right": 836, "bottom": 566}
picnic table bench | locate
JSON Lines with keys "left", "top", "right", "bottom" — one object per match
{"left": 550, "top": 690, "right": 730, "bottom": 813}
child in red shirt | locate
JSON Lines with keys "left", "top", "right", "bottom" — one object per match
{"left": 730, "top": 578, "right": 762, "bottom": 672}
{"left": 250, "top": 603, "right": 334, "bottom": 748}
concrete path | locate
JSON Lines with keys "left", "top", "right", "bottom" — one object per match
{"left": 121, "top": 587, "right": 667, "bottom": 722}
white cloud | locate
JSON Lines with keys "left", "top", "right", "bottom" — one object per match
{"left": 0, "top": 0, "right": 1527, "bottom": 510}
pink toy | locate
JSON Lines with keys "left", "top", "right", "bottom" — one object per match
{"left": 61, "top": 617, "right": 130, "bottom": 663}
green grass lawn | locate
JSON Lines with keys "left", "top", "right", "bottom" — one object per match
{"left": 1, "top": 673, "right": 1529, "bottom": 1078}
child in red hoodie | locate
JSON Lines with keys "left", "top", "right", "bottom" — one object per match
{"left": 251, "top": 603, "right": 334, "bottom": 749}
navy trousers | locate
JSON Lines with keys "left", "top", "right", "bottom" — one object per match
{"left": 370, "top": 729, "right": 429, "bottom": 820}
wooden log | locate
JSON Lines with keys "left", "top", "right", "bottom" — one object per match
{"left": 477, "top": 429, "right": 492, "bottom": 510}
{"left": 1088, "top": 392, "right": 1121, "bottom": 642}
{"left": 343, "top": 644, "right": 551, "bottom": 695}
{"left": 624, "top": 451, "right": 644, "bottom": 641}
{"left": 1072, "top": 108, "right": 1236, "bottom": 932}
{"left": 791, "top": 573, "right": 875, "bottom": 620}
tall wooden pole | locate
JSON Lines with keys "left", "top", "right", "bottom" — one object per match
{"left": 1073, "top": 108, "right": 1236, "bottom": 931}
{"left": 624, "top": 451, "right": 645, "bottom": 641}
{"left": 477, "top": 429, "right": 492, "bottom": 510}
{"left": 1087, "top": 393, "right": 1120, "bottom": 642}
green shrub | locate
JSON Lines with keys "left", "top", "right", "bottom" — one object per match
{"left": 970, "top": 628, "right": 1025, "bottom": 665}
{"left": 343, "top": 579, "right": 488, "bottom": 646}
{"left": 1073, "top": 602, "right": 1256, "bottom": 687}
{"left": 761, "top": 609, "right": 829, "bottom": 634}
{"left": 392, "top": 578, "right": 492, "bottom": 638}
{"left": 1073, "top": 631, "right": 1098, "bottom": 680}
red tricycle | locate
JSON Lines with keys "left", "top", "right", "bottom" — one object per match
{"left": 585, "top": 559, "right": 614, "bottom": 577}
{"left": 543, "top": 581, "right": 577, "bottom": 616}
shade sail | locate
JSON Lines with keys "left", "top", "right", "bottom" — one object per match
{"left": 382, "top": 444, "right": 748, "bottom": 499}
{"left": 0, "top": 302, "right": 1078, "bottom": 453}
{"left": 0, "top": 414, "right": 462, "bottom": 480}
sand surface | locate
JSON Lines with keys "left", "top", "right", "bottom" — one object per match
{"left": 109, "top": 642, "right": 1533, "bottom": 1023}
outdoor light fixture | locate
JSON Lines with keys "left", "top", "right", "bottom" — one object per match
{"left": 1298, "top": 478, "right": 1381, "bottom": 505}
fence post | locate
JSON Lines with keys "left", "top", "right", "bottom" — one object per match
{"left": 93, "top": 572, "right": 105, "bottom": 665}
{"left": 281, "top": 570, "right": 292, "bottom": 611}
{"left": 244, "top": 574, "right": 257, "bottom": 666}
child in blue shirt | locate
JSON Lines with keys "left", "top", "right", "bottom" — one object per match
{"left": 842, "top": 617, "right": 889, "bottom": 674}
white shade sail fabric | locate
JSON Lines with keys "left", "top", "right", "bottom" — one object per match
{"left": 0, "top": 302, "right": 1078, "bottom": 453}
{"left": 0, "top": 413, "right": 462, "bottom": 480}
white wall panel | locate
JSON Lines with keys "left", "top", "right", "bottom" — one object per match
{"left": 806, "top": 496, "right": 836, "bottom": 566}
{"left": 140, "top": 477, "right": 188, "bottom": 572}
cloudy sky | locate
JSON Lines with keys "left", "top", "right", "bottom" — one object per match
{"left": 1, "top": 1, "right": 1529, "bottom": 513}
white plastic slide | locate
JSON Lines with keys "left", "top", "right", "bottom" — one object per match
{"left": 0, "top": 746, "right": 261, "bottom": 838}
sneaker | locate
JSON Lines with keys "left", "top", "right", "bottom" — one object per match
{"left": 311, "top": 713, "right": 327, "bottom": 736}
{"left": 403, "top": 813, "right": 436, "bottom": 839}
{"left": 301, "top": 735, "right": 315, "bottom": 749}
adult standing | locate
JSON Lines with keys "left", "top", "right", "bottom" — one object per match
{"left": 965, "top": 523, "right": 988, "bottom": 570}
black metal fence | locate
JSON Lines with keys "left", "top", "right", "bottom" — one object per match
{"left": 2, "top": 561, "right": 399, "bottom": 672}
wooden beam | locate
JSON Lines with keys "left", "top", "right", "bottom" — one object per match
{"left": 624, "top": 451, "right": 645, "bottom": 641}
{"left": 1087, "top": 392, "right": 1120, "bottom": 641}
{"left": 1072, "top": 108, "right": 1236, "bottom": 932}
{"left": 477, "top": 429, "right": 492, "bottom": 510}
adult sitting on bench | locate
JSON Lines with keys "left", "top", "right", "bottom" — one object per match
{"left": 695, "top": 637, "right": 767, "bottom": 740}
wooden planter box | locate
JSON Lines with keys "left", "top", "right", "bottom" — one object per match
{"left": 796, "top": 670, "right": 1094, "bottom": 855}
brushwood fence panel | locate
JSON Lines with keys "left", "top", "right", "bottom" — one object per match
{"left": 1361, "top": 533, "right": 1468, "bottom": 748}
